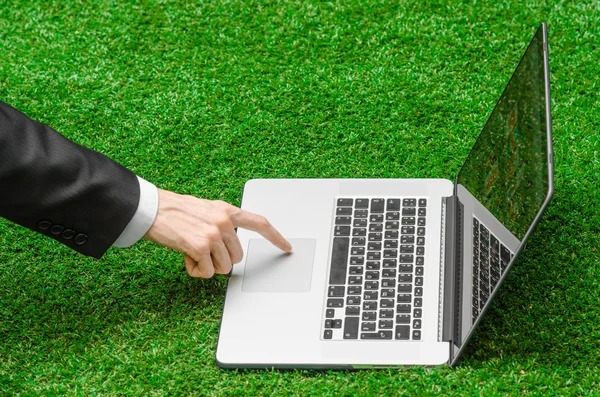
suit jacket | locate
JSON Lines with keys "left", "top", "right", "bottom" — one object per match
{"left": 0, "top": 100, "right": 140, "bottom": 258}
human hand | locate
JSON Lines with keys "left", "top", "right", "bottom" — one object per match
{"left": 144, "top": 188, "right": 292, "bottom": 278}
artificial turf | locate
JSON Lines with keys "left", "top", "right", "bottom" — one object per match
{"left": 1, "top": 0, "right": 599, "bottom": 395}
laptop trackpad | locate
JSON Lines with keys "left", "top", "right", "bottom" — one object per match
{"left": 242, "top": 238, "right": 316, "bottom": 293}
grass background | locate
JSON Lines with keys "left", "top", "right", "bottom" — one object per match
{"left": 0, "top": 0, "right": 599, "bottom": 395}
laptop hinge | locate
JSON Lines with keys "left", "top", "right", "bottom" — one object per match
{"left": 441, "top": 195, "right": 464, "bottom": 363}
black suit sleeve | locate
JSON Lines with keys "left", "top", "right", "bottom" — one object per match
{"left": 0, "top": 100, "right": 140, "bottom": 258}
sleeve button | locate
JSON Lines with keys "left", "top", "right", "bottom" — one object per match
{"left": 62, "top": 229, "right": 76, "bottom": 240}
{"left": 38, "top": 221, "right": 52, "bottom": 230}
{"left": 74, "top": 234, "right": 88, "bottom": 245}
{"left": 50, "top": 225, "right": 64, "bottom": 235}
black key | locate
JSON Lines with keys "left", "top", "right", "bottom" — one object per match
{"left": 415, "top": 277, "right": 423, "bottom": 286}
{"left": 352, "top": 237, "right": 366, "bottom": 246}
{"left": 398, "top": 274, "right": 412, "bottom": 283}
{"left": 352, "top": 228, "right": 367, "bottom": 237}
{"left": 397, "top": 284, "right": 411, "bottom": 293}
{"left": 354, "top": 209, "right": 368, "bottom": 218}
{"left": 367, "top": 242, "right": 382, "bottom": 251}
{"left": 380, "top": 309, "right": 394, "bottom": 319}
{"left": 371, "top": 198, "right": 385, "bottom": 213}
{"left": 350, "top": 256, "right": 364, "bottom": 266}
{"left": 413, "top": 319, "right": 422, "bottom": 329}
{"left": 418, "top": 208, "right": 426, "bottom": 216}
{"left": 480, "top": 224, "right": 490, "bottom": 240}
{"left": 383, "top": 249, "right": 397, "bottom": 258}
{"left": 346, "top": 306, "right": 360, "bottom": 316}
{"left": 412, "top": 330, "right": 421, "bottom": 340}
{"left": 384, "top": 240, "right": 398, "bottom": 249}
{"left": 399, "top": 265, "right": 413, "bottom": 273}
{"left": 348, "top": 276, "right": 363, "bottom": 284}
{"left": 400, "top": 245, "right": 414, "bottom": 253}
{"left": 400, "top": 254, "right": 413, "bottom": 263}
{"left": 380, "top": 299, "right": 394, "bottom": 308}
{"left": 368, "top": 233, "right": 382, "bottom": 242}
{"left": 336, "top": 216, "right": 352, "bottom": 225}
{"left": 415, "top": 287, "right": 423, "bottom": 296}
{"left": 326, "top": 309, "right": 335, "bottom": 318}
{"left": 365, "top": 281, "right": 379, "bottom": 290}
{"left": 402, "top": 207, "right": 416, "bottom": 216}
{"left": 416, "top": 246, "right": 425, "bottom": 255}
{"left": 416, "top": 237, "right": 425, "bottom": 245}
{"left": 382, "top": 269, "right": 397, "bottom": 278}
{"left": 354, "top": 218, "right": 367, "bottom": 227}
{"left": 349, "top": 266, "right": 363, "bottom": 275}
{"left": 355, "top": 198, "right": 369, "bottom": 209}
{"left": 387, "top": 199, "right": 400, "bottom": 210}
{"left": 333, "top": 319, "right": 342, "bottom": 328}
{"left": 327, "top": 299, "right": 344, "bottom": 308}
{"left": 417, "top": 217, "right": 426, "bottom": 226}
{"left": 334, "top": 226, "right": 351, "bottom": 236}
{"left": 324, "top": 330, "right": 333, "bottom": 339}
{"left": 337, "top": 198, "right": 353, "bottom": 207}
{"left": 379, "top": 320, "right": 393, "bottom": 329}
{"left": 365, "top": 271, "right": 379, "bottom": 280}
{"left": 362, "top": 312, "right": 377, "bottom": 321}
{"left": 401, "top": 226, "right": 415, "bottom": 234}
{"left": 385, "top": 221, "right": 400, "bottom": 230}
{"left": 346, "top": 296, "right": 361, "bottom": 306}
{"left": 363, "top": 301, "right": 378, "bottom": 311}
{"left": 370, "top": 214, "right": 384, "bottom": 223}
{"left": 364, "top": 291, "right": 378, "bottom": 300}
{"left": 328, "top": 286, "right": 345, "bottom": 297}
{"left": 366, "top": 261, "right": 380, "bottom": 270}
{"left": 351, "top": 246, "right": 365, "bottom": 255}
{"left": 415, "top": 267, "right": 424, "bottom": 276}
{"left": 381, "top": 278, "right": 394, "bottom": 288}
{"left": 348, "top": 286, "right": 362, "bottom": 295}
{"left": 395, "top": 325, "right": 410, "bottom": 340}
{"left": 413, "top": 308, "right": 422, "bottom": 318}
{"left": 385, "top": 230, "right": 399, "bottom": 239}
{"left": 396, "top": 304, "right": 411, "bottom": 313}
{"left": 369, "top": 223, "right": 383, "bottom": 232}
{"left": 362, "top": 322, "right": 376, "bottom": 331}
{"left": 383, "top": 259, "right": 397, "bottom": 268}
{"left": 336, "top": 207, "right": 352, "bottom": 216}
{"left": 397, "top": 293, "right": 411, "bottom": 303}
{"left": 501, "top": 244, "right": 511, "bottom": 263}
{"left": 367, "top": 252, "right": 381, "bottom": 260}
{"left": 386, "top": 212, "right": 400, "bottom": 221}
{"left": 401, "top": 235, "right": 415, "bottom": 244}
{"left": 414, "top": 298, "right": 423, "bottom": 307}
{"left": 325, "top": 319, "right": 333, "bottom": 328}
{"left": 418, "top": 198, "right": 427, "bottom": 207}
{"left": 416, "top": 256, "right": 424, "bottom": 266}
{"left": 381, "top": 288, "right": 395, "bottom": 298}
{"left": 402, "top": 217, "right": 416, "bottom": 225}
{"left": 329, "top": 237, "right": 349, "bottom": 285}
{"left": 396, "top": 314, "right": 411, "bottom": 324}
{"left": 403, "top": 199, "right": 417, "bottom": 207}
{"left": 417, "top": 227, "right": 426, "bottom": 236}
{"left": 361, "top": 331, "right": 392, "bottom": 340}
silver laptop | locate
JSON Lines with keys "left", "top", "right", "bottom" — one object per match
{"left": 216, "top": 23, "right": 554, "bottom": 368}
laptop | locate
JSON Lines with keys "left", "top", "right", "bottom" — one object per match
{"left": 216, "top": 23, "right": 554, "bottom": 368}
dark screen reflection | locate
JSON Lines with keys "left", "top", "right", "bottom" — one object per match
{"left": 456, "top": 27, "right": 549, "bottom": 240}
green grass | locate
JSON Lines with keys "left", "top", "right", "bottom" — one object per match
{"left": 1, "top": 0, "right": 599, "bottom": 395}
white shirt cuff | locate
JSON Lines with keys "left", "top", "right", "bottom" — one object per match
{"left": 113, "top": 176, "right": 159, "bottom": 248}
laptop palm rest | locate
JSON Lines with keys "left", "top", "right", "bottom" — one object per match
{"left": 241, "top": 238, "right": 316, "bottom": 293}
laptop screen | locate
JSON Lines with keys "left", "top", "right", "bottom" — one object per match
{"left": 455, "top": 26, "right": 550, "bottom": 241}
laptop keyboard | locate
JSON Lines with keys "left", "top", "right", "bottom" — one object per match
{"left": 322, "top": 197, "right": 427, "bottom": 341}
{"left": 471, "top": 217, "right": 513, "bottom": 322}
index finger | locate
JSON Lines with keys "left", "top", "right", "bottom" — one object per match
{"left": 230, "top": 209, "right": 292, "bottom": 252}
